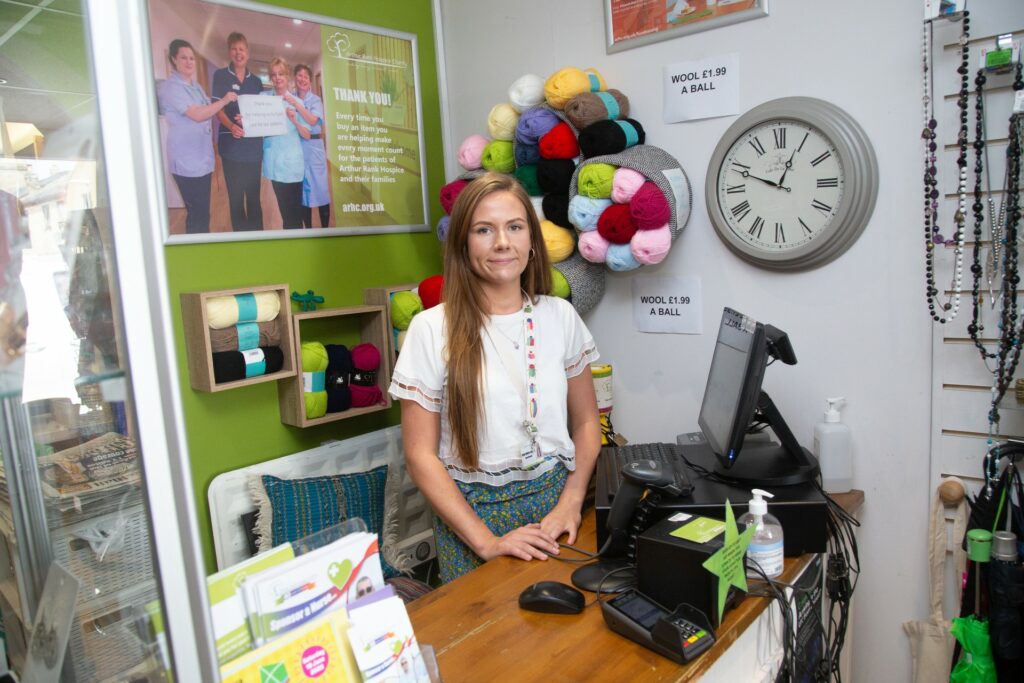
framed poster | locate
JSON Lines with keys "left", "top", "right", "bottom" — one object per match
{"left": 146, "top": 0, "right": 429, "bottom": 243}
{"left": 605, "top": 0, "right": 769, "bottom": 54}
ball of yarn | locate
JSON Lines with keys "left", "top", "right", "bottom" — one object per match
{"left": 578, "top": 119, "right": 646, "bottom": 158}
{"left": 577, "top": 163, "right": 617, "bottom": 198}
{"left": 508, "top": 74, "right": 545, "bottom": 112}
{"left": 530, "top": 196, "right": 545, "bottom": 220}
{"left": 396, "top": 329, "right": 408, "bottom": 352}
{"left": 440, "top": 179, "right": 468, "bottom": 214}
{"left": 563, "top": 89, "right": 630, "bottom": 130}
{"left": 390, "top": 290, "right": 423, "bottom": 330}
{"left": 301, "top": 341, "right": 328, "bottom": 420}
{"left": 578, "top": 230, "right": 611, "bottom": 263}
{"left": 536, "top": 159, "right": 576, "bottom": 194}
{"left": 437, "top": 215, "right": 450, "bottom": 241}
{"left": 568, "top": 195, "right": 612, "bottom": 231}
{"left": 325, "top": 344, "right": 353, "bottom": 413}
{"left": 305, "top": 391, "right": 328, "bottom": 419}
{"left": 206, "top": 292, "right": 280, "bottom": 329}
{"left": 544, "top": 67, "right": 607, "bottom": 110}
{"left": 541, "top": 220, "right": 575, "bottom": 263}
{"left": 597, "top": 203, "right": 638, "bottom": 244}
{"left": 350, "top": 384, "right": 384, "bottom": 408}
{"left": 630, "top": 224, "right": 672, "bottom": 265}
{"left": 542, "top": 193, "right": 571, "bottom": 229}
{"left": 350, "top": 342, "right": 384, "bottom": 408}
{"left": 611, "top": 167, "right": 646, "bottom": 203}
{"left": 418, "top": 275, "right": 444, "bottom": 309}
{"left": 550, "top": 267, "right": 570, "bottom": 298}
{"left": 457, "top": 134, "right": 489, "bottom": 171}
{"left": 301, "top": 341, "right": 328, "bottom": 372}
{"left": 352, "top": 342, "right": 381, "bottom": 371}
{"left": 515, "top": 142, "right": 541, "bottom": 167}
{"left": 630, "top": 181, "right": 671, "bottom": 229}
{"left": 539, "top": 122, "right": 580, "bottom": 160}
{"left": 481, "top": 140, "right": 515, "bottom": 173}
{"left": 514, "top": 164, "right": 542, "bottom": 196}
{"left": 606, "top": 243, "right": 641, "bottom": 271}
{"left": 487, "top": 102, "right": 520, "bottom": 141}
{"left": 515, "top": 107, "right": 561, "bottom": 146}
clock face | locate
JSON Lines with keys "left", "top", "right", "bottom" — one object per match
{"left": 716, "top": 120, "right": 845, "bottom": 253}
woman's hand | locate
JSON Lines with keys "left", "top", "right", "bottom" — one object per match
{"left": 540, "top": 502, "right": 582, "bottom": 545}
{"left": 224, "top": 91, "right": 238, "bottom": 104}
{"left": 478, "top": 523, "right": 559, "bottom": 562}
{"left": 283, "top": 92, "right": 299, "bottom": 108}
{"left": 286, "top": 107, "right": 297, "bottom": 123}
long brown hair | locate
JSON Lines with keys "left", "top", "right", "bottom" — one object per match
{"left": 443, "top": 173, "right": 552, "bottom": 469}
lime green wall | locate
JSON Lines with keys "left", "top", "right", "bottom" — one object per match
{"left": 164, "top": 0, "right": 444, "bottom": 573}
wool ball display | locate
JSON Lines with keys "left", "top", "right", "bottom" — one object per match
{"left": 568, "top": 195, "right": 612, "bottom": 231}
{"left": 542, "top": 193, "right": 571, "bottom": 229}
{"left": 390, "top": 290, "right": 423, "bottom": 330}
{"left": 508, "top": 74, "right": 546, "bottom": 112}
{"left": 457, "top": 134, "right": 489, "bottom": 171}
{"left": 418, "top": 275, "right": 444, "bottom": 309}
{"left": 440, "top": 179, "right": 469, "bottom": 214}
{"left": 437, "top": 215, "right": 450, "bottom": 242}
{"left": 487, "top": 102, "right": 520, "bottom": 141}
{"left": 578, "top": 230, "right": 611, "bottom": 263}
{"left": 630, "top": 224, "right": 672, "bottom": 265}
{"left": 563, "top": 89, "right": 630, "bottom": 130}
{"left": 544, "top": 67, "right": 607, "bottom": 109}
{"left": 514, "top": 142, "right": 541, "bottom": 167}
{"left": 605, "top": 243, "right": 641, "bottom": 271}
{"left": 630, "top": 181, "right": 672, "bottom": 229}
{"left": 541, "top": 219, "right": 575, "bottom": 262}
{"left": 514, "top": 164, "right": 543, "bottom": 196}
{"left": 578, "top": 118, "right": 646, "bottom": 158}
{"left": 611, "top": 167, "right": 646, "bottom": 203}
{"left": 577, "top": 163, "right": 617, "bottom": 198}
{"left": 539, "top": 122, "right": 580, "bottom": 160}
{"left": 515, "top": 107, "right": 561, "bottom": 146}
{"left": 481, "top": 140, "right": 515, "bottom": 173}
{"left": 536, "top": 158, "right": 576, "bottom": 194}
{"left": 550, "top": 267, "right": 571, "bottom": 298}
{"left": 597, "top": 203, "right": 638, "bottom": 244}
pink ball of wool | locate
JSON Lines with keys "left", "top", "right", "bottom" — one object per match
{"left": 578, "top": 230, "right": 611, "bottom": 263}
{"left": 630, "top": 224, "right": 672, "bottom": 265}
{"left": 351, "top": 342, "right": 381, "bottom": 371}
{"left": 457, "top": 134, "right": 490, "bottom": 171}
{"left": 440, "top": 179, "right": 469, "bottom": 214}
{"left": 611, "top": 168, "right": 646, "bottom": 204}
{"left": 629, "top": 182, "right": 671, "bottom": 230}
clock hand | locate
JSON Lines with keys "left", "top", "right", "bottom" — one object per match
{"left": 736, "top": 169, "right": 781, "bottom": 187}
{"left": 777, "top": 148, "right": 799, "bottom": 187}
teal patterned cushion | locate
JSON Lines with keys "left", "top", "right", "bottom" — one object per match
{"left": 253, "top": 464, "right": 400, "bottom": 578}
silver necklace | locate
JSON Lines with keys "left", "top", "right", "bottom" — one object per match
{"left": 489, "top": 316, "right": 524, "bottom": 349}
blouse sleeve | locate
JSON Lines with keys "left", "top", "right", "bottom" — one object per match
{"left": 157, "top": 79, "right": 189, "bottom": 116}
{"left": 388, "top": 312, "right": 445, "bottom": 412}
{"left": 560, "top": 301, "right": 600, "bottom": 378}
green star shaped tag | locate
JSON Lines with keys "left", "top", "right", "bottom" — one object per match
{"left": 701, "top": 500, "right": 755, "bottom": 624}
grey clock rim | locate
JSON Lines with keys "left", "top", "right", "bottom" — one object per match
{"left": 704, "top": 96, "right": 879, "bottom": 271}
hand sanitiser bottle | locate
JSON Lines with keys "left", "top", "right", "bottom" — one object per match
{"left": 814, "top": 397, "right": 852, "bottom": 493}
{"left": 739, "top": 489, "right": 784, "bottom": 579}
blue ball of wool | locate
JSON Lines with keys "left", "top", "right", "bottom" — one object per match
{"left": 437, "top": 215, "right": 450, "bottom": 242}
{"left": 568, "top": 196, "right": 612, "bottom": 231}
{"left": 515, "top": 143, "right": 541, "bottom": 167}
{"left": 605, "top": 243, "right": 641, "bottom": 271}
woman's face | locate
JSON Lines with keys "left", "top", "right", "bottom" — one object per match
{"left": 466, "top": 191, "right": 532, "bottom": 291}
{"left": 270, "top": 65, "right": 288, "bottom": 92}
{"left": 171, "top": 46, "right": 196, "bottom": 79}
{"left": 294, "top": 68, "right": 311, "bottom": 93}
{"left": 229, "top": 40, "right": 248, "bottom": 69}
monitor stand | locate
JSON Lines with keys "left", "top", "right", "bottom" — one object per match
{"left": 713, "top": 390, "right": 820, "bottom": 487}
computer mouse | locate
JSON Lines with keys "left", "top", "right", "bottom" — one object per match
{"left": 518, "top": 581, "right": 585, "bottom": 615}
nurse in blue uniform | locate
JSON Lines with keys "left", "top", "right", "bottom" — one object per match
{"left": 289, "top": 63, "right": 331, "bottom": 228}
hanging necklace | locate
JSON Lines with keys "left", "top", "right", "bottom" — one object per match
{"left": 490, "top": 317, "right": 524, "bottom": 349}
{"left": 923, "top": 13, "right": 970, "bottom": 324}
{"left": 969, "top": 65, "right": 996, "bottom": 361}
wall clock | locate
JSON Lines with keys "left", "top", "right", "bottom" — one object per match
{"left": 705, "top": 97, "right": 878, "bottom": 271}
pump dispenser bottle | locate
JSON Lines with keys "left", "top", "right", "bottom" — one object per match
{"left": 739, "top": 489, "right": 784, "bottom": 579}
{"left": 814, "top": 397, "right": 852, "bottom": 492}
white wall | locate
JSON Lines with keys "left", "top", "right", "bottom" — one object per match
{"left": 439, "top": 1, "right": 932, "bottom": 680}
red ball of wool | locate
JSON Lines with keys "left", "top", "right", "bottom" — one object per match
{"left": 596, "top": 203, "right": 638, "bottom": 244}
{"left": 351, "top": 342, "right": 381, "bottom": 371}
{"left": 439, "top": 179, "right": 469, "bottom": 214}
{"left": 418, "top": 275, "right": 444, "bottom": 309}
{"left": 629, "top": 181, "right": 671, "bottom": 230}
{"left": 538, "top": 122, "right": 580, "bottom": 160}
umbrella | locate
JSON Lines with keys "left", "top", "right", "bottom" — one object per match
{"left": 950, "top": 614, "right": 997, "bottom": 683}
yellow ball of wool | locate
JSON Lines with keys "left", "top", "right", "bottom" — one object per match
{"left": 541, "top": 220, "right": 576, "bottom": 263}
{"left": 487, "top": 103, "right": 520, "bottom": 141}
{"left": 544, "top": 67, "right": 607, "bottom": 110}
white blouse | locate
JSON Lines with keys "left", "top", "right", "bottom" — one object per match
{"left": 389, "top": 296, "right": 599, "bottom": 486}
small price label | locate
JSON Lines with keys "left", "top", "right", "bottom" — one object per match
{"left": 632, "top": 275, "right": 702, "bottom": 334}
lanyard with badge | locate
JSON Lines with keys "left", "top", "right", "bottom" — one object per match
{"left": 487, "top": 298, "right": 541, "bottom": 466}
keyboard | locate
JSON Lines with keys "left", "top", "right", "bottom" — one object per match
{"left": 601, "top": 442, "right": 694, "bottom": 498}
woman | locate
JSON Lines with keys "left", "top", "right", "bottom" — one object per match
{"left": 288, "top": 64, "right": 331, "bottom": 228}
{"left": 389, "top": 173, "right": 601, "bottom": 582}
{"left": 156, "top": 39, "right": 236, "bottom": 233}
{"left": 262, "top": 57, "right": 309, "bottom": 229}
{"left": 211, "top": 32, "right": 264, "bottom": 231}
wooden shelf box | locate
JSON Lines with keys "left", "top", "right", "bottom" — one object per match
{"left": 180, "top": 284, "right": 296, "bottom": 392}
{"left": 363, "top": 283, "right": 418, "bottom": 362}
{"left": 279, "top": 305, "right": 393, "bottom": 427}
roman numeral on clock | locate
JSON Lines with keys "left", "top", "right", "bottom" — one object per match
{"left": 730, "top": 200, "right": 751, "bottom": 221}
{"left": 811, "top": 198, "right": 833, "bottom": 215}
{"left": 725, "top": 184, "right": 746, "bottom": 194}
{"left": 773, "top": 128, "right": 786, "bottom": 149}
{"left": 817, "top": 177, "right": 839, "bottom": 188}
{"left": 731, "top": 161, "right": 751, "bottom": 172}
{"left": 749, "top": 137, "right": 766, "bottom": 156}
{"left": 749, "top": 216, "right": 764, "bottom": 238}
{"left": 775, "top": 222, "right": 785, "bottom": 243}
{"left": 810, "top": 150, "right": 832, "bottom": 167}
{"left": 799, "top": 217, "right": 812, "bottom": 234}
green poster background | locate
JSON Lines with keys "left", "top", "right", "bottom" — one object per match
{"left": 320, "top": 26, "right": 424, "bottom": 227}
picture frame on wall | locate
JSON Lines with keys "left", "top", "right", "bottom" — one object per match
{"left": 605, "top": 0, "right": 769, "bottom": 54}
{"left": 146, "top": 0, "right": 430, "bottom": 244}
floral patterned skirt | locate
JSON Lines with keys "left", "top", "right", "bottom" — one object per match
{"left": 433, "top": 465, "right": 568, "bottom": 583}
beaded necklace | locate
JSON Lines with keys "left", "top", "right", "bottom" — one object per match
{"left": 923, "top": 13, "right": 970, "bottom": 323}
